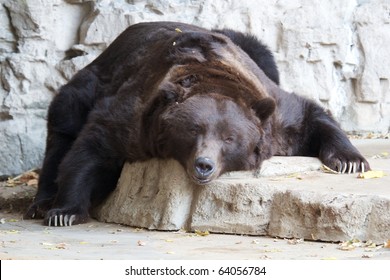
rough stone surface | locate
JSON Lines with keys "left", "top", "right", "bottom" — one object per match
{"left": 2, "top": 211, "right": 390, "bottom": 260}
{"left": 1, "top": 0, "right": 389, "bottom": 176}
{"left": 0, "top": 183, "right": 35, "bottom": 213}
{"left": 95, "top": 140, "right": 390, "bottom": 243}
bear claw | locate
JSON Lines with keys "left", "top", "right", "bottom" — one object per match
{"left": 48, "top": 214, "right": 76, "bottom": 227}
{"left": 337, "top": 161, "right": 365, "bottom": 174}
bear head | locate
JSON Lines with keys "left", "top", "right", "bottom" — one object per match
{"left": 142, "top": 70, "right": 275, "bottom": 185}
{"left": 140, "top": 30, "right": 276, "bottom": 184}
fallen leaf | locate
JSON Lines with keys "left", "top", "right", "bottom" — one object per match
{"left": 27, "top": 179, "right": 38, "bottom": 186}
{"left": 364, "top": 240, "right": 377, "bottom": 248}
{"left": 286, "top": 173, "right": 301, "bottom": 178}
{"left": 6, "top": 178, "right": 16, "bottom": 187}
{"left": 338, "top": 239, "right": 365, "bottom": 251}
{"left": 321, "top": 165, "right": 338, "bottom": 174}
{"left": 166, "top": 251, "right": 175, "bottom": 254}
{"left": 339, "top": 244, "right": 355, "bottom": 251}
{"left": 195, "top": 230, "right": 210, "bottom": 236}
{"left": 137, "top": 240, "right": 146, "bottom": 246}
{"left": 165, "top": 239, "right": 174, "bottom": 243}
{"left": 384, "top": 240, "right": 390, "bottom": 248}
{"left": 6, "top": 170, "right": 39, "bottom": 187}
{"left": 175, "top": 28, "right": 183, "bottom": 33}
{"left": 357, "top": 170, "right": 386, "bottom": 179}
{"left": 56, "top": 243, "right": 68, "bottom": 249}
{"left": 6, "top": 230, "right": 20, "bottom": 234}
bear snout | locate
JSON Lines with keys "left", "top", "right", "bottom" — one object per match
{"left": 193, "top": 157, "right": 216, "bottom": 184}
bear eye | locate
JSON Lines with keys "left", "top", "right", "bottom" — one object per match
{"left": 190, "top": 129, "right": 198, "bottom": 136}
{"left": 162, "top": 90, "right": 177, "bottom": 102}
{"left": 224, "top": 136, "right": 234, "bottom": 144}
{"left": 188, "top": 126, "right": 199, "bottom": 136}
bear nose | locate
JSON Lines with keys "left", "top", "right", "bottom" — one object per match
{"left": 194, "top": 157, "right": 216, "bottom": 180}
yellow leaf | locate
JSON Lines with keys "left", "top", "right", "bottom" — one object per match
{"left": 6, "top": 178, "right": 16, "bottom": 187}
{"left": 321, "top": 165, "right": 339, "bottom": 174}
{"left": 195, "top": 230, "right": 210, "bottom": 236}
{"left": 357, "top": 170, "right": 386, "bottom": 179}
{"left": 175, "top": 28, "right": 183, "bottom": 33}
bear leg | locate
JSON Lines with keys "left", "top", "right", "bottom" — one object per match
{"left": 317, "top": 122, "right": 370, "bottom": 173}
{"left": 24, "top": 132, "right": 75, "bottom": 219}
{"left": 306, "top": 103, "right": 370, "bottom": 173}
{"left": 43, "top": 131, "right": 123, "bottom": 226}
{"left": 44, "top": 161, "right": 122, "bottom": 226}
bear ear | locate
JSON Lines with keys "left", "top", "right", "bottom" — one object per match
{"left": 170, "top": 32, "right": 227, "bottom": 63}
{"left": 252, "top": 97, "right": 276, "bottom": 122}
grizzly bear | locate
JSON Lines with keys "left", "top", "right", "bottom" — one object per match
{"left": 25, "top": 22, "right": 369, "bottom": 226}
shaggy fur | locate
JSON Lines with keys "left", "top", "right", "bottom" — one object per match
{"left": 25, "top": 22, "right": 369, "bottom": 226}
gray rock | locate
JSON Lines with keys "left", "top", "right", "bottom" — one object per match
{"left": 95, "top": 155, "right": 390, "bottom": 243}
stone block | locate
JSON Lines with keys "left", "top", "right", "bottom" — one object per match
{"left": 95, "top": 156, "right": 390, "bottom": 243}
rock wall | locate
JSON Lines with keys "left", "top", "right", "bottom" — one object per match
{"left": 0, "top": 0, "right": 389, "bottom": 175}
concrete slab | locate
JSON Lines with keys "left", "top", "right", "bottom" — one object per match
{"left": 1, "top": 139, "right": 389, "bottom": 260}
{"left": 1, "top": 212, "right": 390, "bottom": 260}
{"left": 95, "top": 139, "right": 390, "bottom": 243}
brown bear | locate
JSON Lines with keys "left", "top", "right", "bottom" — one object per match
{"left": 25, "top": 22, "right": 369, "bottom": 227}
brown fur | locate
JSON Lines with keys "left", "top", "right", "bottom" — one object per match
{"left": 24, "top": 22, "right": 369, "bottom": 226}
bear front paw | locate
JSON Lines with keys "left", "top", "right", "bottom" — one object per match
{"left": 320, "top": 150, "right": 370, "bottom": 174}
{"left": 45, "top": 209, "right": 89, "bottom": 227}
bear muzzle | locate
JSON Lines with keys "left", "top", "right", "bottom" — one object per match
{"left": 193, "top": 157, "right": 216, "bottom": 184}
